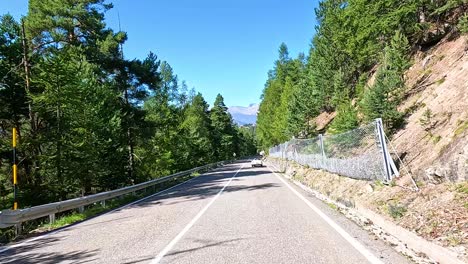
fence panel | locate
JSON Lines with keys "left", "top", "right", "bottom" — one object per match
{"left": 269, "top": 120, "right": 396, "bottom": 181}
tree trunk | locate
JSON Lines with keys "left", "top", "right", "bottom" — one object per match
{"left": 21, "top": 19, "right": 41, "bottom": 186}
{"left": 124, "top": 88, "right": 135, "bottom": 181}
{"left": 21, "top": 20, "right": 35, "bottom": 133}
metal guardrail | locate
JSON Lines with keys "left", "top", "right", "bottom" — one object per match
{"left": 0, "top": 161, "right": 228, "bottom": 230}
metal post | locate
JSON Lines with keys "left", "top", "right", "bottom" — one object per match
{"left": 49, "top": 213, "right": 55, "bottom": 224}
{"left": 375, "top": 118, "right": 392, "bottom": 181}
{"left": 319, "top": 134, "right": 326, "bottom": 159}
{"left": 12, "top": 128, "right": 18, "bottom": 210}
{"left": 15, "top": 223, "right": 22, "bottom": 236}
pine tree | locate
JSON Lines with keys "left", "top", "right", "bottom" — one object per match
{"left": 360, "top": 31, "right": 410, "bottom": 130}
{"left": 210, "top": 94, "right": 236, "bottom": 161}
{"left": 180, "top": 93, "right": 214, "bottom": 167}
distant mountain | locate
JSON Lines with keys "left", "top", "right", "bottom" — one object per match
{"left": 228, "top": 103, "right": 259, "bottom": 125}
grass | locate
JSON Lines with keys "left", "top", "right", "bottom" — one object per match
{"left": 451, "top": 183, "right": 468, "bottom": 210}
{"left": 432, "top": 135, "right": 441, "bottom": 144}
{"left": 39, "top": 192, "right": 145, "bottom": 230}
{"left": 435, "top": 77, "right": 446, "bottom": 86}
{"left": 326, "top": 202, "right": 338, "bottom": 211}
{"left": 455, "top": 182, "right": 468, "bottom": 194}
{"left": 419, "top": 108, "right": 433, "bottom": 130}
{"left": 387, "top": 204, "right": 407, "bottom": 219}
{"left": 42, "top": 213, "right": 86, "bottom": 229}
{"left": 447, "top": 234, "right": 463, "bottom": 246}
{"left": 373, "top": 180, "right": 386, "bottom": 191}
{"left": 39, "top": 193, "right": 142, "bottom": 231}
{"left": 454, "top": 120, "right": 468, "bottom": 137}
{"left": 416, "top": 181, "right": 425, "bottom": 188}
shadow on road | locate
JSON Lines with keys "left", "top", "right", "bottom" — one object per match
{"left": 0, "top": 236, "right": 98, "bottom": 264}
{"left": 129, "top": 164, "right": 279, "bottom": 207}
{"left": 118, "top": 237, "right": 243, "bottom": 264}
{"left": 166, "top": 238, "right": 245, "bottom": 258}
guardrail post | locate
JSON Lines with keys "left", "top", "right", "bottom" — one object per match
{"left": 49, "top": 213, "right": 55, "bottom": 224}
{"left": 78, "top": 206, "right": 84, "bottom": 213}
{"left": 319, "top": 134, "right": 326, "bottom": 159}
{"left": 375, "top": 118, "right": 395, "bottom": 181}
{"left": 100, "top": 200, "right": 106, "bottom": 208}
{"left": 15, "top": 223, "right": 22, "bottom": 236}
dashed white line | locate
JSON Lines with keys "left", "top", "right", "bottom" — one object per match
{"left": 151, "top": 164, "right": 245, "bottom": 264}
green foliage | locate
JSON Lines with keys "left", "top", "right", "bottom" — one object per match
{"left": 256, "top": 0, "right": 466, "bottom": 151}
{"left": 328, "top": 101, "right": 359, "bottom": 134}
{"left": 0, "top": 2, "right": 256, "bottom": 210}
{"left": 458, "top": 14, "right": 468, "bottom": 34}
{"left": 455, "top": 182, "right": 468, "bottom": 194}
{"left": 387, "top": 203, "right": 407, "bottom": 219}
{"left": 210, "top": 94, "right": 237, "bottom": 161}
{"left": 360, "top": 31, "right": 410, "bottom": 130}
{"left": 419, "top": 108, "right": 433, "bottom": 130}
{"left": 257, "top": 45, "right": 310, "bottom": 149}
{"left": 180, "top": 93, "right": 214, "bottom": 167}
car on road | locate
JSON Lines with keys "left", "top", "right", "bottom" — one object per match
{"left": 251, "top": 158, "right": 263, "bottom": 167}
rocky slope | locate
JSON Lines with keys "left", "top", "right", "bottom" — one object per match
{"left": 394, "top": 34, "right": 467, "bottom": 184}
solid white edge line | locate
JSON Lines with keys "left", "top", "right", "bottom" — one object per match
{"left": 150, "top": 164, "right": 245, "bottom": 264}
{"left": 0, "top": 167, "right": 221, "bottom": 255}
{"left": 269, "top": 166, "right": 384, "bottom": 264}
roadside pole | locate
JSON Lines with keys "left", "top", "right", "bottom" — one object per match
{"left": 12, "top": 127, "right": 18, "bottom": 210}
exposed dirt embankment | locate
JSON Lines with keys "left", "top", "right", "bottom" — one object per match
{"left": 268, "top": 157, "right": 467, "bottom": 263}
{"left": 395, "top": 35, "right": 467, "bottom": 183}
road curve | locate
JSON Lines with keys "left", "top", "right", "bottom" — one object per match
{"left": 0, "top": 160, "right": 409, "bottom": 264}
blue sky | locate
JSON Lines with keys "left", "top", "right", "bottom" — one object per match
{"left": 0, "top": 0, "right": 318, "bottom": 107}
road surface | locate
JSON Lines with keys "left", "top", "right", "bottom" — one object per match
{"left": 0, "top": 160, "right": 409, "bottom": 264}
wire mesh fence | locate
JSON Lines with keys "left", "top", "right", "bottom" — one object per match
{"left": 269, "top": 120, "right": 394, "bottom": 181}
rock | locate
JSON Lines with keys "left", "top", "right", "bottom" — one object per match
{"left": 425, "top": 167, "right": 444, "bottom": 184}
{"left": 365, "top": 184, "right": 374, "bottom": 193}
{"left": 419, "top": 23, "right": 451, "bottom": 46}
{"left": 434, "top": 167, "right": 450, "bottom": 177}
{"left": 421, "top": 55, "right": 434, "bottom": 68}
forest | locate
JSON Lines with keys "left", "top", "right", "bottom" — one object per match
{"left": 257, "top": 0, "right": 468, "bottom": 149}
{"left": 0, "top": 0, "right": 257, "bottom": 209}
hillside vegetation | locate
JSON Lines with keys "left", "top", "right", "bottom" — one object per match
{"left": 0, "top": 0, "right": 257, "bottom": 210}
{"left": 257, "top": 0, "right": 467, "bottom": 145}
{"left": 257, "top": 0, "right": 467, "bottom": 181}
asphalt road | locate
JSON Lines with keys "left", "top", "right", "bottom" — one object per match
{"left": 0, "top": 160, "right": 410, "bottom": 264}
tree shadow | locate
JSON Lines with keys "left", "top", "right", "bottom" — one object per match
{"left": 129, "top": 166, "right": 279, "bottom": 207}
{"left": 166, "top": 238, "right": 245, "bottom": 257}
{"left": 0, "top": 161, "right": 273, "bottom": 263}
{"left": 0, "top": 236, "right": 98, "bottom": 264}
{"left": 118, "top": 238, "right": 245, "bottom": 264}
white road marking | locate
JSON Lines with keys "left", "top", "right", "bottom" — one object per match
{"left": 0, "top": 169, "right": 214, "bottom": 255}
{"left": 269, "top": 167, "right": 384, "bottom": 264}
{"left": 151, "top": 164, "right": 245, "bottom": 264}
